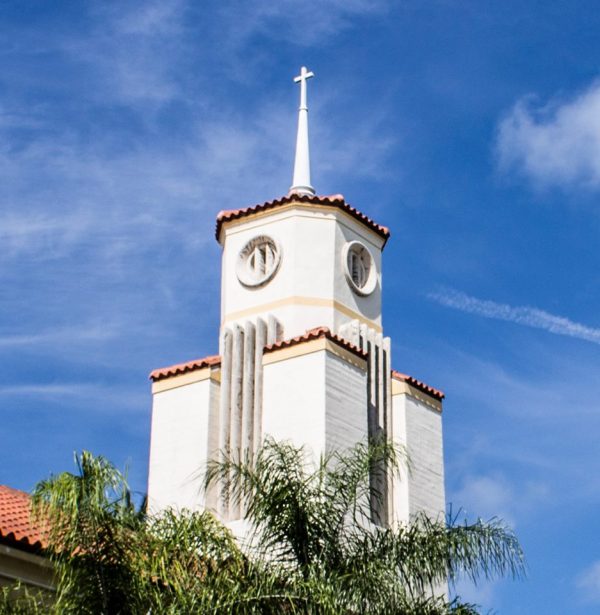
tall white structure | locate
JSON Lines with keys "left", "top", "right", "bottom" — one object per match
{"left": 147, "top": 68, "right": 445, "bottom": 527}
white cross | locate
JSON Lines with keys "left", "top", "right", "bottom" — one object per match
{"left": 294, "top": 66, "right": 314, "bottom": 111}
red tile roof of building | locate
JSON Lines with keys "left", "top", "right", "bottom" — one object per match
{"left": 215, "top": 193, "right": 390, "bottom": 245}
{"left": 0, "top": 485, "right": 47, "bottom": 552}
{"left": 149, "top": 335, "right": 442, "bottom": 403}
{"left": 263, "top": 326, "right": 367, "bottom": 359}
{"left": 150, "top": 354, "right": 221, "bottom": 382}
{"left": 391, "top": 370, "right": 445, "bottom": 401}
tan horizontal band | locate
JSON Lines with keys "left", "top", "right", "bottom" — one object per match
{"left": 391, "top": 380, "right": 442, "bottom": 412}
{"left": 152, "top": 367, "right": 221, "bottom": 394}
{"left": 224, "top": 296, "right": 382, "bottom": 333}
{"left": 262, "top": 336, "right": 367, "bottom": 370}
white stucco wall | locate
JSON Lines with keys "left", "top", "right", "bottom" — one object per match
{"left": 324, "top": 351, "right": 368, "bottom": 453}
{"left": 147, "top": 377, "right": 219, "bottom": 513}
{"left": 391, "top": 390, "right": 445, "bottom": 523}
{"left": 391, "top": 392, "right": 411, "bottom": 524}
{"left": 262, "top": 350, "right": 327, "bottom": 454}
{"left": 406, "top": 396, "right": 445, "bottom": 521}
{"left": 0, "top": 545, "right": 54, "bottom": 593}
{"left": 262, "top": 343, "right": 368, "bottom": 460}
{"left": 220, "top": 205, "right": 384, "bottom": 340}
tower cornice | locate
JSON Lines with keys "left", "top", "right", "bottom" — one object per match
{"left": 215, "top": 193, "right": 390, "bottom": 246}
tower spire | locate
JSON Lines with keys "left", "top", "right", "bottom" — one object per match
{"left": 289, "top": 66, "right": 315, "bottom": 196}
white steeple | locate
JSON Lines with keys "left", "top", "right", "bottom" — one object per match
{"left": 147, "top": 67, "right": 446, "bottom": 535}
{"left": 289, "top": 66, "right": 315, "bottom": 196}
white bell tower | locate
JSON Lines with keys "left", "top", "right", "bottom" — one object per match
{"left": 147, "top": 68, "right": 446, "bottom": 530}
{"left": 218, "top": 66, "right": 387, "bottom": 341}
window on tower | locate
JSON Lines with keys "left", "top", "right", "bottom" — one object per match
{"left": 236, "top": 235, "right": 282, "bottom": 288}
{"left": 349, "top": 247, "right": 368, "bottom": 288}
{"left": 344, "top": 241, "right": 376, "bottom": 296}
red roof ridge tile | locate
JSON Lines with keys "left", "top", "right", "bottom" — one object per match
{"left": 148, "top": 342, "right": 443, "bottom": 404}
{"left": 0, "top": 485, "right": 47, "bottom": 552}
{"left": 150, "top": 354, "right": 221, "bottom": 382}
{"left": 391, "top": 370, "right": 445, "bottom": 401}
{"left": 215, "top": 194, "right": 390, "bottom": 245}
{"left": 264, "top": 326, "right": 367, "bottom": 359}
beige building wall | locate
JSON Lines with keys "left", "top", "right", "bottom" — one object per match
{"left": 262, "top": 340, "right": 368, "bottom": 457}
{"left": 219, "top": 204, "right": 384, "bottom": 340}
{"left": 0, "top": 544, "right": 54, "bottom": 595}
{"left": 147, "top": 369, "right": 220, "bottom": 513}
{"left": 148, "top": 198, "right": 446, "bottom": 529}
{"left": 391, "top": 381, "right": 445, "bottom": 524}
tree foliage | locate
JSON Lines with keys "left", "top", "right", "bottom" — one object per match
{"left": 205, "top": 438, "right": 524, "bottom": 613}
{"left": 1, "top": 441, "right": 524, "bottom": 614}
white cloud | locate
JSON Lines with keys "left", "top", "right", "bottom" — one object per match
{"left": 0, "top": 384, "right": 93, "bottom": 396}
{"left": 0, "top": 0, "right": 395, "bottom": 380}
{"left": 452, "top": 578, "right": 497, "bottom": 612}
{"left": 0, "top": 323, "right": 119, "bottom": 348}
{"left": 429, "top": 288, "right": 600, "bottom": 345}
{"left": 0, "top": 383, "right": 146, "bottom": 414}
{"left": 0, "top": 212, "right": 92, "bottom": 259}
{"left": 0, "top": 0, "right": 394, "bottom": 265}
{"left": 452, "top": 474, "right": 517, "bottom": 526}
{"left": 497, "top": 79, "right": 600, "bottom": 190}
{"left": 576, "top": 561, "right": 600, "bottom": 604}
{"left": 0, "top": 88, "right": 392, "bottom": 260}
{"left": 219, "top": 0, "right": 388, "bottom": 51}
{"left": 451, "top": 473, "right": 548, "bottom": 528}
{"left": 69, "top": 0, "right": 189, "bottom": 107}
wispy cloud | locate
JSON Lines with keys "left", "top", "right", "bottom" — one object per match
{"left": 0, "top": 0, "right": 397, "bottom": 397}
{"left": 0, "top": 0, "right": 395, "bottom": 265}
{"left": 429, "top": 288, "right": 600, "bottom": 345}
{"left": 0, "top": 382, "right": 146, "bottom": 411}
{"left": 217, "top": 0, "right": 388, "bottom": 53}
{"left": 576, "top": 561, "right": 600, "bottom": 604}
{"left": 496, "top": 79, "right": 600, "bottom": 190}
{"left": 0, "top": 212, "right": 92, "bottom": 259}
{"left": 0, "top": 384, "right": 93, "bottom": 396}
{"left": 0, "top": 323, "right": 119, "bottom": 348}
{"left": 452, "top": 578, "right": 497, "bottom": 611}
{"left": 451, "top": 473, "right": 548, "bottom": 528}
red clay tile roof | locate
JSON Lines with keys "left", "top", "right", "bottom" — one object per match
{"left": 149, "top": 335, "right": 442, "bottom": 402}
{"left": 215, "top": 194, "right": 390, "bottom": 245}
{"left": 0, "top": 485, "right": 47, "bottom": 552}
{"left": 150, "top": 354, "right": 221, "bottom": 382}
{"left": 391, "top": 370, "right": 445, "bottom": 401}
{"left": 150, "top": 328, "right": 368, "bottom": 382}
{"left": 264, "top": 326, "right": 367, "bottom": 360}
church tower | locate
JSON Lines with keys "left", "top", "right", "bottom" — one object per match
{"left": 147, "top": 68, "right": 446, "bottom": 527}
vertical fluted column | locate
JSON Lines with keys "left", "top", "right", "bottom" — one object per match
{"left": 242, "top": 322, "right": 256, "bottom": 456}
{"left": 239, "top": 321, "right": 256, "bottom": 517}
{"left": 253, "top": 317, "right": 267, "bottom": 455}
{"left": 339, "top": 319, "right": 360, "bottom": 347}
{"left": 229, "top": 325, "right": 244, "bottom": 519}
{"left": 383, "top": 336, "right": 393, "bottom": 524}
{"left": 351, "top": 323, "right": 392, "bottom": 525}
{"left": 377, "top": 332, "right": 387, "bottom": 522}
{"left": 267, "top": 314, "right": 279, "bottom": 346}
{"left": 376, "top": 333, "right": 385, "bottom": 432}
{"left": 216, "top": 315, "right": 281, "bottom": 521}
{"left": 217, "top": 328, "right": 232, "bottom": 519}
{"left": 367, "top": 328, "right": 377, "bottom": 412}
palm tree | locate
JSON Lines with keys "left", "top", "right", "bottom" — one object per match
{"left": 29, "top": 452, "right": 251, "bottom": 614}
{"left": 18, "top": 442, "right": 523, "bottom": 614}
{"left": 31, "top": 451, "right": 143, "bottom": 614}
{"left": 206, "top": 438, "right": 525, "bottom": 614}
{"left": 28, "top": 451, "right": 296, "bottom": 614}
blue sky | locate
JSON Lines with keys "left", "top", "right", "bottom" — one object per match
{"left": 1, "top": 0, "right": 599, "bottom": 611}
